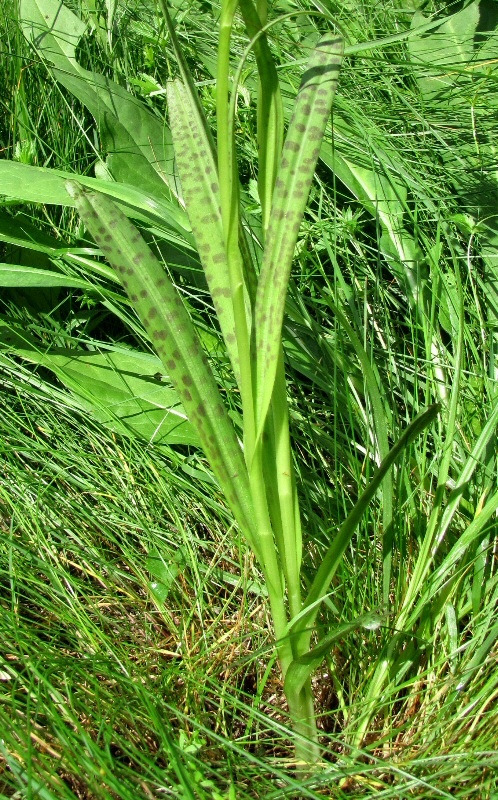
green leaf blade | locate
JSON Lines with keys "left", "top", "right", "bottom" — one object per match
{"left": 408, "top": 3, "right": 480, "bottom": 100}
{"left": 0, "top": 265, "right": 92, "bottom": 288}
{"left": 20, "top": 0, "right": 178, "bottom": 201}
{"left": 254, "top": 35, "right": 343, "bottom": 432}
{"left": 0, "top": 161, "right": 189, "bottom": 237}
{"left": 166, "top": 80, "right": 241, "bottom": 382}
{"left": 285, "top": 612, "right": 387, "bottom": 697}
{"left": 66, "top": 181, "right": 258, "bottom": 554}
{"left": 0, "top": 335, "right": 199, "bottom": 446}
{"left": 294, "top": 405, "right": 440, "bottom": 645}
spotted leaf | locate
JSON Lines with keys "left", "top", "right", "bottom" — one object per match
{"left": 167, "top": 80, "right": 244, "bottom": 386}
{"left": 254, "top": 35, "right": 343, "bottom": 435}
{"left": 66, "top": 180, "right": 259, "bottom": 557}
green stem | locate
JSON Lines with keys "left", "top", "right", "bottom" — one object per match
{"left": 286, "top": 679, "right": 320, "bottom": 765}
{"left": 217, "top": 0, "right": 318, "bottom": 763}
{"left": 271, "top": 352, "right": 303, "bottom": 624}
{"left": 249, "top": 442, "right": 292, "bottom": 667}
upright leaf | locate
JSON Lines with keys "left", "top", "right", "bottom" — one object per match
{"left": 254, "top": 35, "right": 343, "bottom": 434}
{"left": 166, "top": 81, "right": 241, "bottom": 384}
{"left": 293, "top": 405, "right": 440, "bottom": 648}
{"left": 239, "top": 0, "right": 284, "bottom": 236}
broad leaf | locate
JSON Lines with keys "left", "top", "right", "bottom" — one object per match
{"left": 0, "top": 210, "right": 71, "bottom": 255}
{"left": 408, "top": 2, "right": 480, "bottom": 101}
{"left": 20, "top": 0, "right": 177, "bottom": 202}
{"left": 0, "top": 162, "right": 189, "bottom": 236}
{"left": 0, "top": 323, "right": 199, "bottom": 447}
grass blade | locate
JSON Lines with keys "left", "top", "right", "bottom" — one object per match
{"left": 327, "top": 299, "right": 393, "bottom": 605}
{"left": 412, "top": 486, "right": 498, "bottom": 625}
{"left": 292, "top": 405, "right": 440, "bottom": 648}
{"left": 401, "top": 396, "right": 498, "bottom": 620}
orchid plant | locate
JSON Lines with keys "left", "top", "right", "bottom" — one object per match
{"left": 62, "top": 0, "right": 437, "bottom": 765}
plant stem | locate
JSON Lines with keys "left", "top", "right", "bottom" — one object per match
{"left": 286, "top": 679, "right": 321, "bottom": 766}
{"left": 217, "top": 0, "right": 320, "bottom": 762}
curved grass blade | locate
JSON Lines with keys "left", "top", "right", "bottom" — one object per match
{"left": 292, "top": 405, "right": 440, "bottom": 650}
{"left": 254, "top": 34, "right": 344, "bottom": 436}
{"left": 66, "top": 181, "right": 259, "bottom": 559}
{"left": 285, "top": 612, "right": 388, "bottom": 697}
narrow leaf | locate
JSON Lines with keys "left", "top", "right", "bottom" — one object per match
{"left": 293, "top": 405, "right": 440, "bottom": 644}
{"left": 166, "top": 80, "right": 241, "bottom": 382}
{"left": 254, "top": 35, "right": 343, "bottom": 433}
{"left": 285, "top": 612, "right": 388, "bottom": 697}
{"left": 66, "top": 181, "right": 259, "bottom": 555}
{"left": 0, "top": 265, "right": 94, "bottom": 288}
{"left": 239, "top": 0, "right": 284, "bottom": 236}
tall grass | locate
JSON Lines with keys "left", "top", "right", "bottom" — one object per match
{"left": 0, "top": 0, "right": 497, "bottom": 795}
